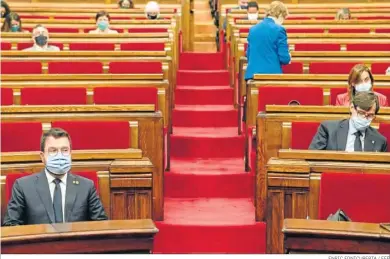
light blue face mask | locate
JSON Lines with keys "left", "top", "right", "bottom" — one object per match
{"left": 97, "top": 20, "right": 109, "bottom": 31}
{"left": 355, "top": 82, "right": 372, "bottom": 92}
{"left": 46, "top": 153, "right": 71, "bottom": 175}
{"left": 10, "top": 25, "right": 20, "bottom": 32}
{"left": 351, "top": 114, "right": 372, "bottom": 131}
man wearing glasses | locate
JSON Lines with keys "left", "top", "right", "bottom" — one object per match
{"left": 3, "top": 128, "right": 108, "bottom": 226}
{"left": 309, "top": 91, "right": 387, "bottom": 152}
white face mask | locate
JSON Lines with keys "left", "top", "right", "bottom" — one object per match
{"left": 351, "top": 114, "right": 372, "bottom": 132}
{"left": 275, "top": 16, "right": 284, "bottom": 25}
{"left": 247, "top": 13, "right": 258, "bottom": 21}
{"left": 355, "top": 82, "right": 372, "bottom": 92}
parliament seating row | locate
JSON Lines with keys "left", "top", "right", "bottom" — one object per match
{"left": 265, "top": 150, "right": 390, "bottom": 253}
{"left": 1, "top": 105, "right": 164, "bottom": 220}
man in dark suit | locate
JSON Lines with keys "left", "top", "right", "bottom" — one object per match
{"left": 3, "top": 128, "right": 108, "bottom": 226}
{"left": 309, "top": 91, "right": 388, "bottom": 152}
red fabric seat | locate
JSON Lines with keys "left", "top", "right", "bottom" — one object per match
{"left": 5, "top": 171, "right": 99, "bottom": 204}
{"left": 371, "top": 63, "right": 390, "bottom": 75}
{"left": 328, "top": 28, "right": 370, "bottom": 33}
{"left": 330, "top": 88, "right": 348, "bottom": 105}
{"left": 1, "top": 122, "right": 42, "bottom": 152}
{"left": 258, "top": 86, "right": 324, "bottom": 111}
{"left": 69, "top": 43, "right": 115, "bottom": 51}
{"left": 282, "top": 62, "right": 304, "bottom": 74}
{"left": 286, "top": 28, "right": 324, "bottom": 33}
{"left": 47, "top": 28, "right": 79, "bottom": 33}
{"left": 375, "top": 89, "right": 390, "bottom": 106}
{"left": 346, "top": 43, "right": 390, "bottom": 51}
{"left": 127, "top": 28, "right": 167, "bottom": 33}
{"left": 1, "top": 88, "right": 14, "bottom": 105}
{"left": 108, "top": 61, "right": 162, "bottom": 74}
{"left": 378, "top": 123, "right": 390, "bottom": 152}
{"left": 1, "top": 42, "right": 12, "bottom": 50}
{"left": 291, "top": 122, "right": 320, "bottom": 149}
{"left": 239, "top": 28, "right": 249, "bottom": 33}
{"left": 319, "top": 172, "right": 390, "bottom": 223}
{"left": 19, "top": 15, "right": 49, "bottom": 19}
{"left": 309, "top": 62, "right": 358, "bottom": 74}
{"left": 294, "top": 43, "right": 340, "bottom": 51}
{"left": 21, "top": 88, "right": 87, "bottom": 105}
{"left": 52, "top": 121, "right": 130, "bottom": 150}
{"left": 120, "top": 42, "right": 165, "bottom": 51}
{"left": 376, "top": 28, "right": 390, "bottom": 33}
{"left": 1, "top": 61, "right": 42, "bottom": 74}
{"left": 94, "top": 87, "right": 158, "bottom": 110}
{"left": 48, "top": 62, "right": 103, "bottom": 74}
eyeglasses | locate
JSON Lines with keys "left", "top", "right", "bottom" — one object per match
{"left": 355, "top": 108, "right": 376, "bottom": 120}
{"left": 47, "top": 147, "right": 71, "bottom": 156}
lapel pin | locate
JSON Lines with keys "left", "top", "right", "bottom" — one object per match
{"left": 73, "top": 180, "right": 79, "bottom": 185}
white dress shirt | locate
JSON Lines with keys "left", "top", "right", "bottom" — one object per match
{"left": 45, "top": 170, "right": 67, "bottom": 222}
{"left": 345, "top": 119, "right": 365, "bottom": 152}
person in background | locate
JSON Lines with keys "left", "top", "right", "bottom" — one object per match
{"left": 309, "top": 91, "right": 387, "bottom": 152}
{"left": 144, "top": 1, "right": 160, "bottom": 20}
{"left": 245, "top": 0, "right": 290, "bottom": 79}
{"left": 386, "top": 66, "right": 390, "bottom": 75}
{"left": 3, "top": 128, "right": 108, "bottom": 226}
{"left": 1, "top": 12, "right": 24, "bottom": 32}
{"left": 335, "top": 8, "right": 351, "bottom": 20}
{"left": 89, "top": 11, "right": 118, "bottom": 34}
{"left": 1, "top": 0, "right": 10, "bottom": 18}
{"left": 336, "top": 64, "right": 388, "bottom": 107}
{"left": 118, "top": 0, "right": 134, "bottom": 9}
{"left": 246, "top": 1, "right": 259, "bottom": 21}
{"left": 23, "top": 24, "right": 60, "bottom": 51}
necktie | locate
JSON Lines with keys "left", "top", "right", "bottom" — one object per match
{"left": 354, "top": 131, "right": 363, "bottom": 152}
{"left": 53, "top": 178, "right": 63, "bottom": 223}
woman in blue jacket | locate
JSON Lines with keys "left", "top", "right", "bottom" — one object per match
{"left": 244, "top": 0, "right": 291, "bottom": 80}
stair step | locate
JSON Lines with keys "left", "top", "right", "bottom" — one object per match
{"left": 175, "top": 86, "right": 233, "bottom": 105}
{"left": 179, "top": 52, "right": 225, "bottom": 70}
{"left": 177, "top": 70, "right": 229, "bottom": 85}
{"left": 173, "top": 106, "right": 237, "bottom": 127}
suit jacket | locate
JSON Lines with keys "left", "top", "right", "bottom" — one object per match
{"left": 2, "top": 171, "right": 108, "bottom": 226}
{"left": 244, "top": 17, "right": 291, "bottom": 80}
{"left": 309, "top": 119, "right": 388, "bottom": 152}
{"left": 336, "top": 92, "right": 389, "bottom": 107}
{"left": 22, "top": 45, "right": 60, "bottom": 51}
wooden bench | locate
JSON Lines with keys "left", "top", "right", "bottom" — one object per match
{"left": 283, "top": 219, "right": 390, "bottom": 254}
{"left": 266, "top": 150, "right": 390, "bottom": 253}
{"left": 1, "top": 149, "right": 153, "bottom": 221}
{"left": 1, "top": 219, "right": 158, "bottom": 254}
{"left": 1, "top": 105, "right": 165, "bottom": 220}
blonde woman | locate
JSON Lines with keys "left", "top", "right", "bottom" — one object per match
{"left": 335, "top": 8, "right": 351, "bottom": 20}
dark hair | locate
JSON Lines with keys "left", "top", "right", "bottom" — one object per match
{"left": 1, "top": 12, "right": 22, "bottom": 32}
{"left": 40, "top": 128, "right": 72, "bottom": 152}
{"left": 352, "top": 91, "right": 380, "bottom": 114}
{"left": 1, "top": 0, "right": 11, "bottom": 18}
{"left": 118, "top": 0, "right": 134, "bottom": 8}
{"left": 96, "top": 10, "right": 110, "bottom": 22}
{"left": 247, "top": 1, "right": 259, "bottom": 10}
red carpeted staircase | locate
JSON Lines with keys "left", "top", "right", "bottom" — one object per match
{"left": 153, "top": 52, "right": 266, "bottom": 254}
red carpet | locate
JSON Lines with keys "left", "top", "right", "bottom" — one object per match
{"left": 153, "top": 52, "right": 266, "bottom": 254}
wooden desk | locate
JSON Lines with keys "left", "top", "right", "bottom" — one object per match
{"left": 283, "top": 219, "right": 390, "bottom": 254}
{"left": 1, "top": 219, "right": 158, "bottom": 254}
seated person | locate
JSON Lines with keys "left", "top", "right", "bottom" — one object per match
{"left": 23, "top": 24, "right": 60, "bottom": 51}
{"left": 144, "top": 1, "right": 160, "bottom": 20}
{"left": 309, "top": 91, "right": 387, "bottom": 152}
{"left": 89, "top": 11, "right": 118, "bottom": 34}
{"left": 2, "top": 128, "right": 108, "bottom": 226}
{"left": 335, "top": 8, "right": 351, "bottom": 20}
{"left": 1, "top": 12, "right": 25, "bottom": 32}
{"left": 336, "top": 64, "right": 388, "bottom": 107}
{"left": 118, "top": 0, "right": 134, "bottom": 9}
{"left": 1, "top": 0, "right": 10, "bottom": 18}
{"left": 386, "top": 66, "right": 390, "bottom": 75}
{"left": 247, "top": 1, "right": 260, "bottom": 21}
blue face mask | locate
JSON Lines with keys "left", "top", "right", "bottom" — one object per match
{"left": 11, "top": 25, "right": 20, "bottom": 32}
{"left": 351, "top": 115, "right": 372, "bottom": 132}
{"left": 97, "top": 20, "right": 109, "bottom": 31}
{"left": 46, "top": 153, "right": 71, "bottom": 175}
